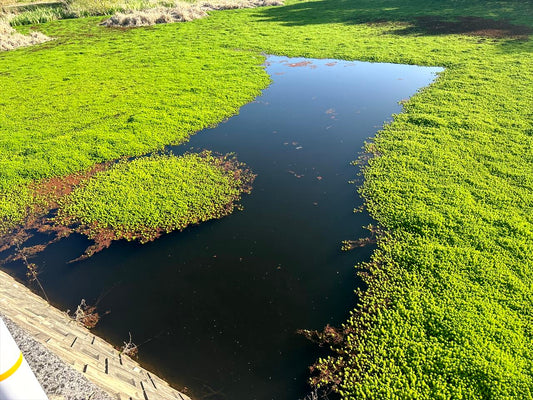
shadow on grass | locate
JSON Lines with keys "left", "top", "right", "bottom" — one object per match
{"left": 256, "top": 0, "right": 532, "bottom": 42}
{"left": 391, "top": 16, "right": 532, "bottom": 39}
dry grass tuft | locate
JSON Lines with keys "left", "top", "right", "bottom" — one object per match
{"left": 0, "top": 19, "right": 51, "bottom": 50}
{"left": 102, "top": 2, "right": 207, "bottom": 27}
{"left": 102, "top": 0, "right": 283, "bottom": 27}
{"left": 198, "top": 0, "right": 284, "bottom": 10}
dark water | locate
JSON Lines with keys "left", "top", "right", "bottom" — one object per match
{"left": 3, "top": 57, "right": 441, "bottom": 399}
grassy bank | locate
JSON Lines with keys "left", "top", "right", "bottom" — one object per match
{"left": 0, "top": 0, "right": 532, "bottom": 397}
{"left": 2, "top": 0, "right": 281, "bottom": 26}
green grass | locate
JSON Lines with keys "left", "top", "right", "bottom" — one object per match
{"left": 56, "top": 152, "right": 254, "bottom": 242}
{"left": 0, "top": 0, "right": 532, "bottom": 398}
{"left": 0, "top": 186, "right": 31, "bottom": 233}
{"left": 6, "top": 5, "right": 68, "bottom": 26}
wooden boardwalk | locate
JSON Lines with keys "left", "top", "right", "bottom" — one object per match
{"left": 0, "top": 269, "right": 191, "bottom": 400}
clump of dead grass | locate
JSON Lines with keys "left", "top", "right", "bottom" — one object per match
{"left": 198, "top": 0, "right": 283, "bottom": 10}
{"left": 102, "top": 2, "right": 206, "bottom": 26}
{"left": 102, "top": 0, "right": 283, "bottom": 27}
{"left": 0, "top": 19, "right": 51, "bottom": 51}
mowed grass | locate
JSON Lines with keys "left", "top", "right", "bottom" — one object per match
{"left": 0, "top": 0, "right": 532, "bottom": 398}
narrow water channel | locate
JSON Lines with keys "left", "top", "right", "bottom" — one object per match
{"left": 3, "top": 56, "right": 441, "bottom": 399}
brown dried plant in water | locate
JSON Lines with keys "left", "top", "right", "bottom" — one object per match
{"left": 341, "top": 225, "right": 380, "bottom": 251}
{"left": 120, "top": 332, "right": 138, "bottom": 357}
{"left": 297, "top": 325, "right": 347, "bottom": 391}
{"left": 0, "top": 162, "right": 111, "bottom": 265}
{"left": 14, "top": 240, "right": 50, "bottom": 302}
{"left": 73, "top": 299, "right": 100, "bottom": 329}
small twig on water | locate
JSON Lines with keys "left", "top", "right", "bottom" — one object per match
{"left": 120, "top": 332, "right": 138, "bottom": 357}
{"left": 72, "top": 299, "right": 101, "bottom": 328}
{"left": 299, "top": 388, "right": 331, "bottom": 400}
{"left": 15, "top": 241, "right": 50, "bottom": 303}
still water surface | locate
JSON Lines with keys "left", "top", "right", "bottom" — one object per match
{"left": 5, "top": 56, "right": 441, "bottom": 399}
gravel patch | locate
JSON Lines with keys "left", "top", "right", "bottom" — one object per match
{"left": 1, "top": 313, "right": 113, "bottom": 400}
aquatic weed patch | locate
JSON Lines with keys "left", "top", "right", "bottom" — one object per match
{"left": 57, "top": 152, "right": 255, "bottom": 245}
{"left": 0, "top": 152, "right": 254, "bottom": 262}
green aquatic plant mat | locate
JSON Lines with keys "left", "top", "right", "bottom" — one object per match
{"left": 56, "top": 152, "right": 254, "bottom": 243}
{"left": 0, "top": 0, "right": 532, "bottom": 397}
{"left": 0, "top": 16, "right": 269, "bottom": 232}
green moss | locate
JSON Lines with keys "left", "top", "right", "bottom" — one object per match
{"left": 0, "top": 0, "right": 532, "bottom": 397}
{"left": 56, "top": 152, "right": 254, "bottom": 242}
{"left": 0, "top": 185, "right": 31, "bottom": 234}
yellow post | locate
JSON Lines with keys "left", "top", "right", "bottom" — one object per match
{"left": 0, "top": 317, "right": 48, "bottom": 400}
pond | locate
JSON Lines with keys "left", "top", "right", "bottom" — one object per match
{"left": 2, "top": 56, "right": 441, "bottom": 399}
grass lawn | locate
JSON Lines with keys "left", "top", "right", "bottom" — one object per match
{"left": 1, "top": 0, "right": 532, "bottom": 398}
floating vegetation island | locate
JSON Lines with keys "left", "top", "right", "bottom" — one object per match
{"left": 0, "top": 152, "right": 254, "bottom": 261}
{"left": 57, "top": 152, "right": 255, "bottom": 251}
